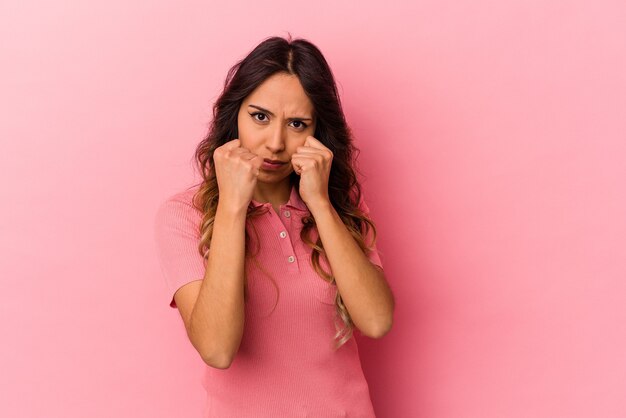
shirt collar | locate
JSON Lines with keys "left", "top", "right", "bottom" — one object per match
{"left": 249, "top": 183, "right": 309, "bottom": 212}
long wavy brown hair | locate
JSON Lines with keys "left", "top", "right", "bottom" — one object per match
{"left": 189, "top": 34, "right": 379, "bottom": 350}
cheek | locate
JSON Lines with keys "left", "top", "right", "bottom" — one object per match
{"left": 237, "top": 119, "right": 256, "bottom": 147}
{"left": 237, "top": 111, "right": 254, "bottom": 136}
{"left": 287, "top": 141, "right": 303, "bottom": 158}
{"left": 293, "top": 134, "right": 308, "bottom": 147}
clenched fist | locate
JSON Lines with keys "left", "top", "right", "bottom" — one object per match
{"left": 213, "top": 139, "right": 263, "bottom": 213}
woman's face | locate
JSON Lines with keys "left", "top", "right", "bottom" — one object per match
{"left": 237, "top": 72, "right": 316, "bottom": 184}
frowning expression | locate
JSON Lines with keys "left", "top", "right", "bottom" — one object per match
{"left": 237, "top": 72, "right": 316, "bottom": 182}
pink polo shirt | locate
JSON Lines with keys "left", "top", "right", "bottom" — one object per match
{"left": 153, "top": 182, "right": 384, "bottom": 417}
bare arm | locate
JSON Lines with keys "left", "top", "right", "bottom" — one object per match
{"left": 173, "top": 203, "right": 247, "bottom": 369}
{"left": 290, "top": 135, "right": 394, "bottom": 338}
{"left": 308, "top": 200, "right": 394, "bottom": 339}
{"left": 172, "top": 138, "right": 262, "bottom": 368}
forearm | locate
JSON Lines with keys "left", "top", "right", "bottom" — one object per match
{"left": 309, "top": 201, "right": 394, "bottom": 338}
{"left": 188, "top": 204, "right": 247, "bottom": 368}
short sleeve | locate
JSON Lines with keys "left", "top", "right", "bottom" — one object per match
{"left": 357, "top": 192, "right": 384, "bottom": 270}
{"left": 153, "top": 196, "right": 206, "bottom": 308}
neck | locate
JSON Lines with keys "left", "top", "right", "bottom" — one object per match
{"left": 252, "top": 176, "right": 293, "bottom": 206}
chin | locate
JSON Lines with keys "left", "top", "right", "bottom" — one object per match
{"left": 258, "top": 171, "right": 291, "bottom": 183}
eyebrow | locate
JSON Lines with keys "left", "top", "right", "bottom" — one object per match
{"left": 248, "top": 104, "right": 313, "bottom": 121}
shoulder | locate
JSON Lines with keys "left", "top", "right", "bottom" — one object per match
{"left": 158, "top": 184, "right": 201, "bottom": 211}
{"left": 154, "top": 185, "right": 203, "bottom": 229}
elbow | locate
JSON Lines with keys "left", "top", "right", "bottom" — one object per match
{"left": 189, "top": 330, "right": 236, "bottom": 369}
{"left": 187, "top": 320, "right": 239, "bottom": 369}
{"left": 371, "top": 320, "right": 394, "bottom": 339}
{"left": 200, "top": 350, "right": 235, "bottom": 369}
{"left": 361, "top": 317, "right": 394, "bottom": 339}
{"left": 361, "top": 299, "right": 395, "bottom": 339}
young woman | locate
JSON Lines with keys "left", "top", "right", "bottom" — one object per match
{"left": 154, "top": 35, "right": 395, "bottom": 417}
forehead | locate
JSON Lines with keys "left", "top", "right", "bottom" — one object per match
{"left": 243, "top": 73, "right": 314, "bottom": 115}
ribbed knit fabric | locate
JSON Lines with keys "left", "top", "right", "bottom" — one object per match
{"left": 153, "top": 183, "right": 384, "bottom": 417}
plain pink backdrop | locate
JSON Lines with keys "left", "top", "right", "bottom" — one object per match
{"left": 2, "top": 1, "right": 625, "bottom": 417}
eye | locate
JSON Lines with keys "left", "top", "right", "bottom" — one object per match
{"left": 250, "top": 112, "right": 268, "bottom": 122}
{"left": 290, "top": 120, "right": 308, "bottom": 130}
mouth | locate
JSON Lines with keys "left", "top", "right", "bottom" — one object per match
{"left": 261, "top": 158, "right": 287, "bottom": 171}
{"left": 264, "top": 158, "right": 287, "bottom": 164}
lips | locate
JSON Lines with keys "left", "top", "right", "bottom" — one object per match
{"left": 264, "top": 158, "right": 286, "bottom": 164}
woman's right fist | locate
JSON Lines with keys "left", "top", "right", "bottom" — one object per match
{"left": 213, "top": 139, "right": 263, "bottom": 212}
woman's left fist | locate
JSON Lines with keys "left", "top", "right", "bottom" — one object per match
{"left": 291, "top": 135, "right": 333, "bottom": 208}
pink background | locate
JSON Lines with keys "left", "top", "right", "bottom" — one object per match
{"left": 2, "top": 1, "right": 625, "bottom": 417}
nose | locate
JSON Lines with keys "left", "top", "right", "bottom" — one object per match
{"left": 265, "top": 123, "right": 286, "bottom": 153}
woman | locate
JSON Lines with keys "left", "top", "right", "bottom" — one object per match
{"left": 154, "top": 35, "right": 395, "bottom": 417}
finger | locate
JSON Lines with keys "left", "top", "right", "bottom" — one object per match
{"left": 244, "top": 154, "right": 264, "bottom": 171}
{"left": 304, "top": 135, "right": 324, "bottom": 148}
{"left": 250, "top": 154, "right": 263, "bottom": 165}
{"left": 240, "top": 152, "right": 260, "bottom": 161}
{"left": 291, "top": 157, "right": 311, "bottom": 173}
{"left": 294, "top": 148, "right": 324, "bottom": 158}
{"left": 229, "top": 147, "right": 254, "bottom": 157}
{"left": 294, "top": 147, "right": 321, "bottom": 155}
{"left": 291, "top": 154, "right": 317, "bottom": 164}
{"left": 292, "top": 162, "right": 302, "bottom": 175}
{"left": 225, "top": 138, "right": 242, "bottom": 150}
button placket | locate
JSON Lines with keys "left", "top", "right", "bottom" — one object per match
{"left": 266, "top": 204, "right": 299, "bottom": 273}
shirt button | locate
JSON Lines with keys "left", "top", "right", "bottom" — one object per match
{"left": 279, "top": 231, "right": 287, "bottom": 238}
{"left": 288, "top": 255, "right": 295, "bottom": 263}
{"left": 284, "top": 210, "right": 291, "bottom": 218}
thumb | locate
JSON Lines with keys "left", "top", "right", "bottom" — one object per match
{"left": 226, "top": 138, "right": 241, "bottom": 149}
